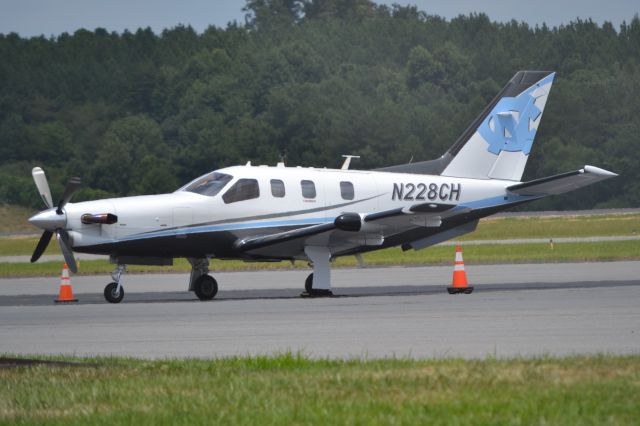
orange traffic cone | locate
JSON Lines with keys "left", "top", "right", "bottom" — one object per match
{"left": 447, "top": 246, "right": 473, "bottom": 294}
{"left": 55, "top": 263, "right": 78, "bottom": 303}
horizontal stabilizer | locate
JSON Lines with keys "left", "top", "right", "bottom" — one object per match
{"left": 364, "top": 202, "right": 457, "bottom": 223}
{"left": 507, "top": 165, "right": 617, "bottom": 196}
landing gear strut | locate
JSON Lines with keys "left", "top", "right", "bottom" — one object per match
{"left": 104, "top": 264, "right": 126, "bottom": 303}
{"left": 302, "top": 246, "right": 333, "bottom": 297}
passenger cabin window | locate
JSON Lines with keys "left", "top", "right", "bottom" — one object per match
{"left": 301, "top": 180, "right": 316, "bottom": 199}
{"left": 270, "top": 179, "right": 285, "bottom": 198}
{"left": 182, "top": 172, "right": 232, "bottom": 197}
{"left": 222, "top": 179, "right": 260, "bottom": 204}
{"left": 340, "top": 181, "right": 354, "bottom": 200}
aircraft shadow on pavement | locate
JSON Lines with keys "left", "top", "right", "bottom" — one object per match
{"left": 1, "top": 281, "right": 638, "bottom": 307}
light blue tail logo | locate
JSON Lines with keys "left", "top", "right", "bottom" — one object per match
{"left": 478, "top": 73, "right": 555, "bottom": 155}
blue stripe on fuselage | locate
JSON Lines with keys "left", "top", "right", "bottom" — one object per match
{"left": 116, "top": 216, "right": 334, "bottom": 243}
{"left": 89, "top": 193, "right": 537, "bottom": 246}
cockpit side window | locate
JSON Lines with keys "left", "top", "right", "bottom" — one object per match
{"left": 182, "top": 172, "right": 233, "bottom": 197}
{"left": 223, "top": 179, "right": 260, "bottom": 204}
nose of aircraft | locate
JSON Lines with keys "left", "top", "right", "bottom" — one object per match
{"left": 28, "top": 209, "right": 66, "bottom": 231}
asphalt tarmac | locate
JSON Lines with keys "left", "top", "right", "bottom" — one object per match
{"left": 1, "top": 262, "right": 639, "bottom": 359}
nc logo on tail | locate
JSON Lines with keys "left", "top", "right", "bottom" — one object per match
{"left": 478, "top": 73, "right": 555, "bottom": 156}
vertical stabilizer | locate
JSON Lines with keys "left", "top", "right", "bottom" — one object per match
{"left": 440, "top": 71, "right": 555, "bottom": 181}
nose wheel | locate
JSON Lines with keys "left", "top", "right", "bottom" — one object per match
{"left": 194, "top": 274, "right": 218, "bottom": 300}
{"left": 104, "top": 264, "right": 126, "bottom": 303}
{"left": 104, "top": 282, "right": 124, "bottom": 303}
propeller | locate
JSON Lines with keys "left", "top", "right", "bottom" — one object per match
{"left": 28, "top": 167, "right": 81, "bottom": 273}
{"left": 32, "top": 167, "right": 53, "bottom": 209}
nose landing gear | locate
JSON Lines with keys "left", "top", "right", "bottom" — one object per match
{"left": 104, "top": 264, "right": 126, "bottom": 303}
{"left": 104, "top": 282, "right": 124, "bottom": 303}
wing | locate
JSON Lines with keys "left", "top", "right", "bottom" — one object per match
{"left": 233, "top": 222, "right": 336, "bottom": 253}
{"left": 233, "top": 213, "right": 362, "bottom": 257}
{"left": 233, "top": 202, "right": 465, "bottom": 258}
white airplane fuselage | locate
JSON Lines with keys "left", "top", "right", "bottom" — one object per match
{"left": 63, "top": 165, "right": 514, "bottom": 260}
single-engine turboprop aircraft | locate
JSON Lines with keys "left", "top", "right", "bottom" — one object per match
{"left": 28, "top": 71, "right": 617, "bottom": 303}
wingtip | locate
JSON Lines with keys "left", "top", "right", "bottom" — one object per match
{"left": 584, "top": 165, "right": 618, "bottom": 177}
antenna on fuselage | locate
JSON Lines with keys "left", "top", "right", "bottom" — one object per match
{"left": 341, "top": 155, "right": 360, "bottom": 170}
{"left": 278, "top": 151, "right": 287, "bottom": 167}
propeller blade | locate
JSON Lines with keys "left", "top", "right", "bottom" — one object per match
{"left": 56, "top": 229, "right": 77, "bottom": 273}
{"left": 30, "top": 230, "right": 53, "bottom": 263}
{"left": 56, "top": 177, "right": 81, "bottom": 215}
{"left": 32, "top": 167, "right": 53, "bottom": 209}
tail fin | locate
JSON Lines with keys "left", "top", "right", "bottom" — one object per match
{"left": 378, "top": 71, "right": 555, "bottom": 181}
{"left": 441, "top": 70, "right": 555, "bottom": 181}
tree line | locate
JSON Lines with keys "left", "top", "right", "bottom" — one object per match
{"left": 1, "top": 0, "right": 639, "bottom": 210}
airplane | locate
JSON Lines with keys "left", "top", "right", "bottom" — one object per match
{"left": 27, "top": 70, "right": 617, "bottom": 303}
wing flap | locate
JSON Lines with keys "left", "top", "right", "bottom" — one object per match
{"left": 507, "top": 165, "right": 617, "bottom": 196}
{"left": 234, "top": 222, "right": 335, "bottom": 252}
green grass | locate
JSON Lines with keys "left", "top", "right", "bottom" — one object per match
{"left": 0, "top": 204, "right": 38, "bottom": 234}
{"left": 1, "top": 212, "right": 638, "bottom": 277}
{"left": 0, "top": 213, "right": 640, "bottom": 256}
{"left": 1, "top": 240, "right": 638, "bottom": 277}
{"left": 1, "top": 354, "right": 638, "bottom": 425}
{"left": 0, "top": 235, "right": 61, "bottom": 256}
{"left": 462, "top": 213, "right": 640, "bottom": 240}
{"left": 1, "top": 213, "right": 639, "bottom": 257}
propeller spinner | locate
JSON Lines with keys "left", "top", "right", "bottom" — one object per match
{"left": 28, "top": 167, "right": 81, "bottom": 273}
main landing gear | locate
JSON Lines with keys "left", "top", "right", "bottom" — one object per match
{"left": 193, "top": 274, "right": 218, "bottom": 300}
{"left": 188, "top": 258, "right": 218, "bottom": 301}
{"left": 301, "top": 246, "right": 334, "bottom": 298}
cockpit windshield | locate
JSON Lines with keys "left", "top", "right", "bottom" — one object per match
{"left": 181, "top": 172, "right": 233, "bottom": 197}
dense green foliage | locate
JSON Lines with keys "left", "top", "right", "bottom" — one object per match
{"left": 1, "top": 0, "right": 639, "bottom": 209}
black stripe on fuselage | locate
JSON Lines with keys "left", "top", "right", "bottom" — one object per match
{"left": 74, "top": 225, "right": 307, "bottom": 259}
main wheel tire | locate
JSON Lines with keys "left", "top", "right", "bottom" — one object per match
{"left": 305, "top": 273, "right": 314, "bottom": 293}
{"left": 194, "top": 274, "right": 218, "bottom": 300}
{"left": 104, "top": 282, "right": 124, "bottom": 303}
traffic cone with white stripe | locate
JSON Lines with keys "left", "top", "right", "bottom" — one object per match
{"left": 447, "top": 246, "right": 473, "bottom": 294}
{"left": 55, "top": 262, "right": 78, "bottom": 303}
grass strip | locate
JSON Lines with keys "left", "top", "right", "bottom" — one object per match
{"left": 2, "top": 214, "right": 639, "bottom": 256}
{"left": 1, "top": 240, "right": 638, "bottom": 278}
{"left": 1, "top": 353, "right": 638, "bottom": 425}
{"left": 460, "top": 213, "right": 640, "bottom": 240}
